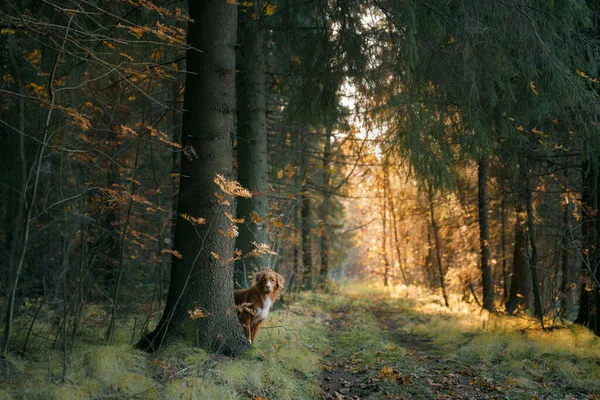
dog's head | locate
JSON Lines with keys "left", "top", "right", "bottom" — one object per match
{"left": 254, "top": 271, "right": 285, "bottom": 294}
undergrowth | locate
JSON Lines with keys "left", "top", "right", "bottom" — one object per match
{"left": 379, "top": 284, "right": 600, "bottom": 398}
{"left": 2, "top": 284, "right": 599, "bottom": 399}
{"left": 0, "top": 295, "right": 329, "bottom": 399}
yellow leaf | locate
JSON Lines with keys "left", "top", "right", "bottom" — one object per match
{"left": 128, "top": 96, "right": 136, "bottom": 101}
{"left": 529, "top": 80, "right": 538, "bottom": 96}
{"left": 120, "top": 52, "right": 134, "bottom": 62}
{"left": 273, "top": 219, "right": 283, "bottom": 229}
{"left": 531, "top": 127, "right": 543, "bottom": 135}
{"left": 251, "top": 211, "right": 260, "bottom": 223}
{"left": 264, "top": 3, "right": 277, "bottom": 16}
{"left": 516, "top": 125, "right": 524, "bottom": 131}
{"left": 277, "top": 169, "right": 284, "bottom": 179}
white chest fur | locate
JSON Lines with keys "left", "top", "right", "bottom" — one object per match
{"left": 252, "top": 296, "right": 272, "bottom": 325}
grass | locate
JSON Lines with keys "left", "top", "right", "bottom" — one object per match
{"left": 2, "top": 283, "right": 600, "bottom": 399}
{"left": 378, "top": 283, "right": 600, "bottom": 398}
{"left": 0, "top": 294, "right": 328, "bottom": 400}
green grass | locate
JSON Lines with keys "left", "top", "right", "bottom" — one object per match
{"left": 3, "top": 283, "right": 600, "bottom": 399}
{"left": 375, "top": 283, "right": 600, "bottom": 398}
{"left": 1, "top": 295, "right": 328, "bottom": 399}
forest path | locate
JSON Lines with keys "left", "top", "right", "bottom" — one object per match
{"left": 320, "top": 290, "right": 505, "bottom": 400}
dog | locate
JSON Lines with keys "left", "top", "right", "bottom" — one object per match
{"left": 234, "top": 271, "right": 284, "bottom": 344}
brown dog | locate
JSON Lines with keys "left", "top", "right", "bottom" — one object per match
{"left": 234, "top": 271, "right": 284, "bottom": 344}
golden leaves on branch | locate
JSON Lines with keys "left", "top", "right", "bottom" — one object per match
{"left": 219, "top": 225, "right": 239, "bottom": 238}
{"left": 180, "top": 213, "right": 206, "bottom": 226}
{"left": 120, "top": 125, "right": 137, "bottom": 137}
{"left": 115, "top": 21, "right": 186, "bottom": 45}
{"left": 121, "top": 0, "right": 193, "bottom": 22}
{"left": 58, "top": 106, "right": 92, "bottom": 131}
{"left": 147, "top": 125, "right": 181, "bottom": 148}
{"left": 214, "top": 174, "right": 252, "bottom": 198}
{"left": 162, "top": 249, "right": 182, "bottom": 259}
{"left": 225, "top": 212, "right": 244, "bottom": 224}
{"left": 244, "top": 242, "right": 277, "bottom": 259}
{"left": 120, "top": 52, "right": 134, "bottom": 62}
{"left": 188, "top": 307, "right": 210, "bottom": 320}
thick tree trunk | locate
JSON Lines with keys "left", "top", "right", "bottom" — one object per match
{"left": 137, "top": 0, "right": 248, "bottom": 355}
{"left": 478, "top": 157, "right": 494, "bottom": 311}
{"left": 234, "top": 2, "right": 270, "bottom": 288}
{"left": 428, "top": 186, "right": 449, "bottom": 307}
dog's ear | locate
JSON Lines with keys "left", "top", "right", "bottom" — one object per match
{"left": 275, "top": 272, "right": 285, "bottom": 290}
{"left": 254, "top": 271, "right": 265, "bottom": 283}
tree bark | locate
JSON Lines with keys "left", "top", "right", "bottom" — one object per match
{"left": 137, "top": 0, "right": 248, "bottom": 355}
{"left": 300, "top": 140, "right": 313, "bottom": 289}
{"left": 505, "top": 217, "right": 531, "bottom": 315}
{"left": 478, "top": 157, "right": 494, "bottom": 311}
{"left": 387, "top": 167, "right": 408, "bottom": 285}
{"left": 524, "top": 171, "right": 544, "bottom": 326}
{"left": 575, "top": 161, "right": 598, "bottom": 333}
{"left": 427, "top": 186, "right": 449, "bottom": 307}
{"left": 301, "top": 188, "right": 313, "bottom": 289}
{"left": 235, "top": 2, "right": 270, "bottom": 288}
{"left": 319, "top": 128, "right": 333, "bottom": 289}
{"left": 500, "top": 180, "right": 508, "bottom": 302}
{"left": 381, "top": 167, "right": 390, "bottom": 286}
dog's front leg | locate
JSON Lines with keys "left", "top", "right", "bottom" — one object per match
{"left": 241, "top": 316, "right": 252, "bottom": 343}
{"left": 250, "top": 320, "right": 264, "bottom": 344}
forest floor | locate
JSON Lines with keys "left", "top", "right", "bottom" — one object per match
{"left": 2, "top": 284, "right": 600, "bottom": 399}
{"left": 318, "top": 285, "right": 600, "bottom": 400}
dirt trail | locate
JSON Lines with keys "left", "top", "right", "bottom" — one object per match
{"left": 371, "top": 307, "right": 499, "bottom": 400}
{"left": 321, "top": 305, "right": 377, "bottom": 400}
{"left": 321, "top": 296, "right": 503, "bottom": 400}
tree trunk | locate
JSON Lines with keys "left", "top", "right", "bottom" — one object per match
{"left": 575, "top": 161, "right": 598, "bottom": 333}
{"left": 234, "top": 2, "right": 270, "bottom": 288}
{"left": 560, "top": 193, "right": 575, "bottom": 319}
{"left": 301, "top": 189, "right": 313, "bottom": 289}
{"left": 381, "top": 167, "right": 390, "bottom": 286}
{"left": 478, "top": 157, "right": 494, "bottom": 311}
{"left": 500, "top": 180, "right": 508, "bottom": 302}
{"left": 387, "top": 167, "right": 408, "bottom": 285}
{"left": 524, "top": 171, "right": 544, "bottom": 326}
{"left": 319, "top": 128, "right": 333, "bottom": 289}
{"left": 428, "top": 186, "right": 449, "bottom": 307}
{"left": 137, "top": 0, "right": 248, "bottom": 355}
{"left": 424, "top": 231, "right": 436, "bottom": 288}
{"left": 505, "top": 216, "right": 531, "bottom": 315}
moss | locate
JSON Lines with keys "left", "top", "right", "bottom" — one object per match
{"left": 163, "top": 377, "right": 235, "bottom": 400}
{"left": 0, "top": 391, "right": 14, "bottom": 400}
